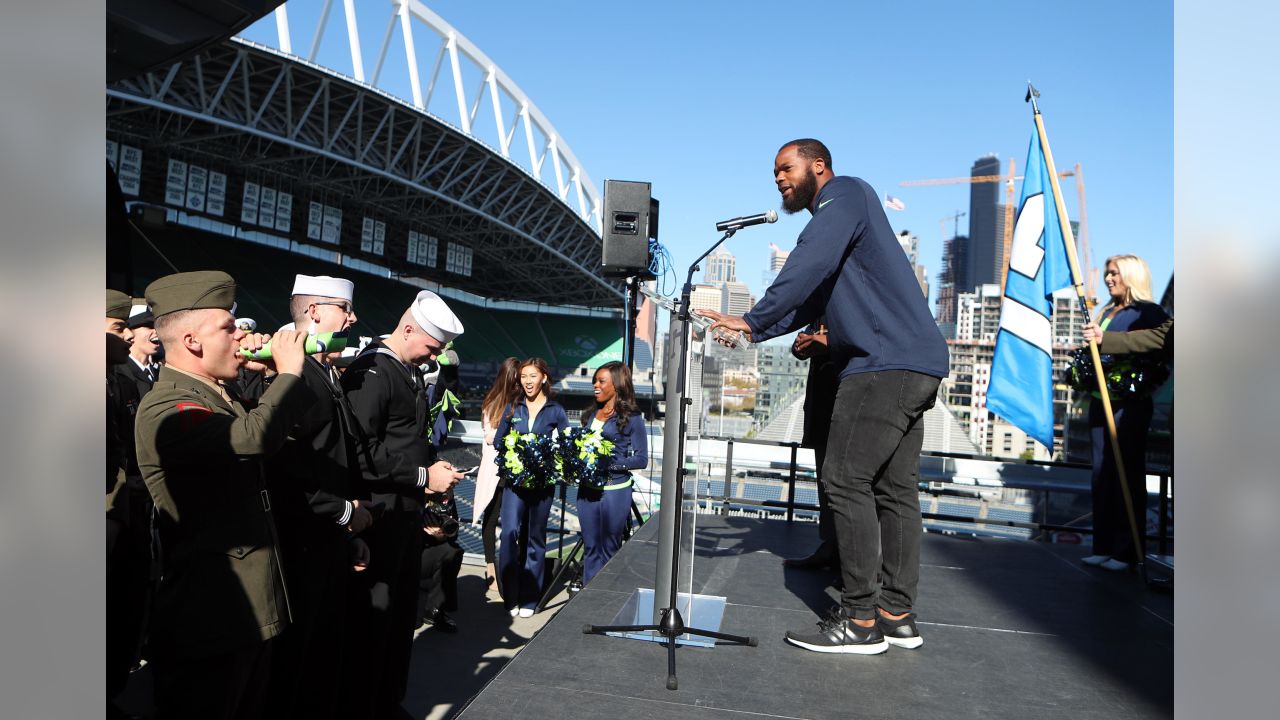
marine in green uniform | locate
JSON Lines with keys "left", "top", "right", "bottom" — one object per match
{"left": 133, "top": 271, "right": 315, "bottom": 720}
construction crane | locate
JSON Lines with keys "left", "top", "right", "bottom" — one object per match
{"left": 937, "top": 211, "right": 966, "bottom": 244}
{"left": 903, "top": 163, "right": 1094, "bottom": 300}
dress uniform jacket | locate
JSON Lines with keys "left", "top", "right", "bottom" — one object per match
{"left": 116, "top": 357, "right": 156, "bottom": 400}
{"left": 106, "top": 373, "right": 132, "bottom": 522}
{"left": 134, "top": 366, "right": 316, "bottom": 661}
{"left": 341, "top": 343, "right": 437, "bottom": 512}
{"left": 268, "top": 356, "right": 360, "bottom": 532}
{"left": 111, "top": 360, "right": 150, "bottom": 475}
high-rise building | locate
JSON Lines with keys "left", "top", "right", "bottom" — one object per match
{"left": 940, "top": 284, "right": 1089, "bottom": 459}
{"left": 704, "top": 249, "right": 736, "bottom": 283}
{"left": 754, "top": 343, "right": 809, "bottom": 433}
{"left": 763, "top": 242, "right": 790, "bottom": 289}
{"left": 721, "top": 281, "right": 756, "bottom": 316}
{"left": 896, "top": 229, "right": 929, "bottom": 299}
{"left": 935, "top": 234, "right": 968, "bottom": 338}
{"left": 688, "top": 284, "right": 721, "bottom": 314}
{"left": 965, "top": 155, "right": 1002, "bottom": 291}
{"left": 768, "top": 243, "right": 789, "bottom": 273}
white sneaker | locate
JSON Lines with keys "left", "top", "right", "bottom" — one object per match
{"left": 1081, "top": 555, "right": 1111, "bottom": 566}
{"left": 1100, "top": 559, "right": 1130, "bottom": 572}
{"left": 518, "top": 607, "right": 535, "bottom": 618}
{"left": 509, "top": 607, "right": 520, "bottom": 617}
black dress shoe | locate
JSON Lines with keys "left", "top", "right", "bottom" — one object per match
{"left": 423, "top": 608, "right": 458, "bottom": 633}
{"left": 783, "top": 545, "right": 837, "bottom": 570}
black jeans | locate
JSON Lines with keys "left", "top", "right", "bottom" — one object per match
{"left": 823, "top": 370, "right": 939, "bottom": 620}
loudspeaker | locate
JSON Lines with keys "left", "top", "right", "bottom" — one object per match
{"left": 601, "top": 179, "right": 655, "bottom": 277}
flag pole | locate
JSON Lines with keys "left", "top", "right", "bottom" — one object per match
{"left": 1026, "top": 82, "right": 1145, "bottom": 575}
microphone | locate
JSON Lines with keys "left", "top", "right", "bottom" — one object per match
{"left": 715, "top": 209, "right": 778, "bottom": 232}
{"left": 240, "top": 331, "right": 349, "bottom": 359}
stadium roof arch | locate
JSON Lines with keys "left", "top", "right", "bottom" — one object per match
{"left": 106, "top": 0, "right": 622, "bottom": 308}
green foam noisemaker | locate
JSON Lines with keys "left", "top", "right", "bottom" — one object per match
{"left": 240, "top": 331, "right": 348, "bottom": 359}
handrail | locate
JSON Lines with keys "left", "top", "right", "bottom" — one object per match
{"left": 690, "top": 433, "right": 1173, "bottom": 549}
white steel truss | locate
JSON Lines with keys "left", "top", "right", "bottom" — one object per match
{"left": 263, "top": 0, "right": 601, "bottom": 231}
{"left": 107, "top": 39, "right": 622, "bottom": 306}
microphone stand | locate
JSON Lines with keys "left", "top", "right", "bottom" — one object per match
{"left": 583, "top": 229, "right": 757, "bottom": 691}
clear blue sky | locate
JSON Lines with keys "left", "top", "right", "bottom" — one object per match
{"left": 244, "top": 1, "right": 1173, "bottom": 333}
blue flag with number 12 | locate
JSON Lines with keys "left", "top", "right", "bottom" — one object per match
{"left": 986, "top": 128, "right": 1075, "bottom": 449}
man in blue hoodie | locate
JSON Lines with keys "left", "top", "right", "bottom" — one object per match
{"left": 701, "top": 138, "right": 948, "bottom": 655}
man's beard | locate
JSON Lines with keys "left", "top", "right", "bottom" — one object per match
{"left": 782, "top": 169, "right": 818, "bottom": 214}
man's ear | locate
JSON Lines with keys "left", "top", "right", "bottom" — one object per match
{"left": 813, "top": 157, "right": 828, "bottom": 177}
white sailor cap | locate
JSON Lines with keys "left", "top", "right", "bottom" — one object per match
{"left": 127, "top": 301, "right": 154, "bottom": 329}
{"left": 408, "top": 290, "right": 464, "bottom": 343}
{"left": 235, "top": 317, "right": 257, "bottom": 333}
{"left": 291, "top": 274, "right": 354, "bottom": 302}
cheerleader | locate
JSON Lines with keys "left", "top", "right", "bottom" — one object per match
{"left": 578, "top": 361, "right": 648, "bottom": 585}
{"left": 494, "top": 358, "right": 568, "bottom": 616}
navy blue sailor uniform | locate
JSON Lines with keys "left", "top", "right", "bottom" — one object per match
{"left": 263, "top": 355, "right": 366, "bottom": 720}
{"left": 340, "top": 341, "right": 437, "bottom": 719}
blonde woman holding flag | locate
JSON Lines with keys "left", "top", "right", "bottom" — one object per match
{"left": 1081, "top": 255, "right": 1170, "bottom": 572}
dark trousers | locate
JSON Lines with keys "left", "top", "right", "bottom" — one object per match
{"left": 1089, "top": 399, "right": 1152, "bottom": 563}
{"left": 266, "top": 528, "right": 349, "bottom": 720}
{"left": 418, "top": 538, "right": 463, "bottom": 620}
{"left": 823, "top": 370, "right": 939, "bottom": 620}
{"left": 811, "top": 436, "right": 836, "bottom": 550}
{"left": 481, "top": 486, "right": 503, "bottom": 564}
{"left": 153, "top": 640, "right": 273, "bottom": 720}
{"left": 342, "top": 510, "right": 422, "bottom": 719}
{"left": 577, "top": 484, "right": 632, "bottom": 584}
{"left": 106, "top": 487, "right": 150, "bottom": 705}
{"left": 498, "top": 485, "right": 554, "bottom": 610}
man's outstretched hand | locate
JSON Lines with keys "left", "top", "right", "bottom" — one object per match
{"left": 694, "top": 309, "right": 753, "bottom": 347}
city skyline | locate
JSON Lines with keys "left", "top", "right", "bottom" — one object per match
{"left": 244, "top": 1, "right": 1173, "bottom": 341}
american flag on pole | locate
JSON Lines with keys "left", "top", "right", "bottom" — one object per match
{"left": 884, "top": 195, "right": 905, "bottom": 211}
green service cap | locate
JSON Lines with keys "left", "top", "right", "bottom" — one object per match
{"left": 106, "top": 289, "right": 132, "bottom": 319}
{"left": 145, "top": 270, "right": 237, "bottom": 318}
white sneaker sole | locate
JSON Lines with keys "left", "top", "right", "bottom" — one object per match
{"left": 785, "top": 635, "right": 888, "bottom": 655}
{"left": 886, "top": 635, "right": 924, "bottom": 649}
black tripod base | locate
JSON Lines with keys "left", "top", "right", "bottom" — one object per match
{"left": 583, "top": 607, "right": 757, "bottom": 691}
{"left": 536, "top": 538, "right": 584, "bottom": 613}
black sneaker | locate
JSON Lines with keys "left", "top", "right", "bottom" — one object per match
{"left": 877, "top": 612, "right": 923, "bottom": 649}
{"left": 784, "top": 607, "right": 888, "bottom": 655}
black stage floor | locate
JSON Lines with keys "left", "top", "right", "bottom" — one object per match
{"left": 457, "top": 514, "right": 1172, "bottom": 719}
